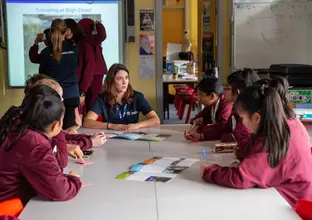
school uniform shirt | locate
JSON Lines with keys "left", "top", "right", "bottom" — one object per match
{"left": 196, "top": 98, "right": 233, "bottom": 140}
{"left": 202, "top": 119, "right": 312, "bottom": 208}
{"left": 0, "top": 129, "right": 81, "bottom": 205}
{"left": 53, "top": 131, "right": 93, "bottom": 169}
{"left": 191, "top": 95, "right": 232, "bottom": 126}
{"left": 39, "top": 40, "right": 79, "bottom": 99}
{"left": 90, "top": 90, "right": 153, "bottom": 124}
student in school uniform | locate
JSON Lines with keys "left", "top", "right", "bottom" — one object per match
{"left": 0, "top": 84, "right": 81, "bottom": 206}
{"left": 29, "top": 28, "right": 51, "bottom": 64}
{"left": 83, "top": 63, "right": 160, "bottom": 131}
{"left": 0, "top": 216, "right": 18, "bottom": 220}
{"left": 200, "top": 84, "right": 312, "bottom": 208}
{"left": 184, "top": 77, "right": 233, "bottom": 139}
{"left": 24, "top": 74, "right": 106, "bottom": 168}
{"left": 39, "top": 19, "right": 80, "bottom": 130}
{"left": 78, "top": 18, "right": 107, "bottom": 112}
{"left": 186, "top": 68, "right": 259, "bottom": 142}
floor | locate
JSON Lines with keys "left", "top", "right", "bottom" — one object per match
{"left": 163, "top": 104, "right": 198, "bottom": 124}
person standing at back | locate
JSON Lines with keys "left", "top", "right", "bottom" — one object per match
{"left": 39, "top": 19, "right": 80, "bottom": 130}
{"left": 78, "top": 18, "right": 107, "bottom": 112}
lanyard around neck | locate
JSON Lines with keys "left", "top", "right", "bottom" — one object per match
{"left": 116, "top": 103, "right": 128, "bottom": 122}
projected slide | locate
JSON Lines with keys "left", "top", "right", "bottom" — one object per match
{"left": 6, "top": 0, "right": 121, "bottom": 87}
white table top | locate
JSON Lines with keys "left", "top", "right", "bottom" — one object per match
{"left": 19, "top": 125, "right": 300, "bottom": 220}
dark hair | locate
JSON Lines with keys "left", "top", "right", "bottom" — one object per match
{"left": 50, "top": 19, "right": 67, "bottom": 62}
{"left": 103, "top": 63, "right": 134, "bottom": 108}
{"left": 196, "top": 76, "right": 223, "bottom": 96}
{"left": 254, "top": 77, "right": 295, "bottom": 119}
{"left": 227, "top": 68, "right": 260, "bottom": 95}
{"left": 64, "top": 18, "right": 85, "bottom": 42}
{"left": 24, "top": 74, "right": 53, "bottom": 94}
{"left": 235, "top": 85, "right": 290, "bottom": 168}
{"left": 0, "top": 84, "right": 64, "bottom": 151}
{"left": 43, "top": 28, "right": 51, "bottom": 45}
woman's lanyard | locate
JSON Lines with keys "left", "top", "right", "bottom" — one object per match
{"left": 116, "top": 104, "right": 128, "bottom": 123}
{"left": 211, "top": 97, "right": 221, "bottom": 123}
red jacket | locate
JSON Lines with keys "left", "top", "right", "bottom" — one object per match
{"left": 0, "top": 216, "right": 18, "bottom": 220}
{"left": 202, "top": 119, "right": 312, "bottom": 208}
{"left": 76, "top": 40, "right": 96, "bottom": 94}
{"left": 53, "top": 131, "right": 93, "bottom": 168}
{"left": 78, "top": 19, "right": 107, "bottom": 77}
{"left": 28, "top": 45, "right": 40, "bottom": 64}
{"left": 196, "top": 97, "right": 233, "bottom": 140}
{"left": 0, "top": 129, "right": 81, "bottom": 204}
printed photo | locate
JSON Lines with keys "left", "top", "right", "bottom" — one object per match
{"left": 140, "top": 9, "right": 154, "bottom": 31}
{"left": 165, "top": 166, "right": 188, "bottom": 174}
{"left": 23, "top": 14, "right": 101, "bottom": 80}
{"left": 145, "top": 176, "right": 172, "bottom": 183}
{"left": 140, "top": 34, "right": 154, "bottom": 55}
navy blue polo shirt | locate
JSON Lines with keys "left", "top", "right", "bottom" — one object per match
{"left": 39, "top": 40, "right": 79, "bottom": 99}
{"left": 90, "top": 90, "right": 153, "bottom": 124}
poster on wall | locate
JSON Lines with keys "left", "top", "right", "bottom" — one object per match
{"left": 140, "top": 56, "right": 155, "bottom": 79}
{"left": 140, "top": 34, "right": 154, "bottom": 55}
{"left": 140, "top": 9, "right": 154, "bottom": 31}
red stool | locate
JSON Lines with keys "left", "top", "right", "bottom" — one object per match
{"left": 296, "top": 199, "right": 312, "bottom": 220}
{"left": 0, "top": 198, "right": 24, "bottom": 217}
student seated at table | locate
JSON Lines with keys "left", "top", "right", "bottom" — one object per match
{"left": 83, "top": 63, "right": 160, "bottom": 131}
{"left": 185, "top": 76, "right": 233, "bottom": 139}
{"left": 24, "top": 74, "right": 106, "bottom": 168}
{"left": 186, "top": 68, "right": 259, "bottom": 143}
{"left": 200, "top": 84, "right": 312, "bottom": 208}
{"left": 0, "top": 84, "right": 81, "bottom": 206}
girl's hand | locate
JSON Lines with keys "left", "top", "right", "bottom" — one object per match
{"left": 91, "top": 132, "right": 107, "bottom": 147}
{"left": 187, "top": 131, "right": 201, "bottom": 141}
{"left": 200, "top": 163, "right": 209, "bottom": 177}
{"left": 67, "top": 144, "right": 84, "bottom": 162}
{"left": 125, "top": 123, "right": 141, "bottom": 132}
{"left": 67, "top": 171, "right": 80, "bottom": 178}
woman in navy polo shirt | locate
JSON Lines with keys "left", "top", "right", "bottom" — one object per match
{"left": 83, "top": 63, "right": 160, "bottom": 131}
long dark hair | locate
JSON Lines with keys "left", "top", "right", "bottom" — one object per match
{"left": 103, "top": 63, "right": 134, "bottom": 108}
{"left": 235, "top": 85, "right": 290, "bottom": 168}
{"left": 254, "top": 77, "right": 295, "bottom": 119}
{"left": 196, "top": 76, "right": 223, "bottom": 96}
{"left": 0, "top": 84, "right": 64, "bottom": 151}
{"left": 227, "top": 68, "right": 260, "bottom": 95}
{"left": 64, "top": 18, "right": 85, "bottom": 43}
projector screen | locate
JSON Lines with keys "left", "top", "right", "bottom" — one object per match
{"left": 6, "top": 0, "right": 122, "bottom": 87}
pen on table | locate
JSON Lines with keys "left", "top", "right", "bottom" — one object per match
{"left": 201, "top": 148, "right": 207, "bottom": 162}
{"left": 190, "top": 123, "right": 197, "bottom": 130}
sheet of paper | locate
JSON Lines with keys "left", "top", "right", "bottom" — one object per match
{"left": 125, "top": 172, "right": 176, "bottom": 183}
{"left": 139, "top": 164, "right": 166, "bottom": 173}
{"left": 166, "top": 43, "right": 182, "bottom": 60}
{"left": 140, "top": 56, "right": 155, "bottom": 79}
{"left": 153, "top": 158, "right": 181, "bottom": 167}
{"left": 176, "top": 158, "right": 199, "bottom": 167}
{"left": 76, "top": 161, "right": 94, "bottom": 165}
{"left": 118, "top": 133, "right": 144, "bottom": 140}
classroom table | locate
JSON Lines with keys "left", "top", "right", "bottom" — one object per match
{"left": 19, "top": 125, "right": 300, "bottom": 220}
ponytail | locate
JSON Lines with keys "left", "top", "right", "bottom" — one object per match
{"left": 0, "top": 106, "right": 23, "bottom": 146}
{"left": 50, "top": 19, "right": 67, "bottom": 62}
{"left": 235, "top": 85, "right": 290, "bottom": 168}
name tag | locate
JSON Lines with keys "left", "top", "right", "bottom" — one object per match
{"left": 127, "top": 111, "right": 138, "bottom": 116}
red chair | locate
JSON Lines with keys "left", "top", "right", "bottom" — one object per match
{"left": 296, "top": 199, "right": 312, "bottom": 220}
{"left": 0, "top": 198, "right": 24, "bottom": 217}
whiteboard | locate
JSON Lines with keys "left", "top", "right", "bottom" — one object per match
{"left": 232, "top": 1, "right": 312, "bottom": 69}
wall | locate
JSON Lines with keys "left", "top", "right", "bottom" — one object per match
{"left": 0, "top": 0, "right": 157, "bottom": 117}
{"left": 127, "top": 0, "right": 156, "bottom": 112}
